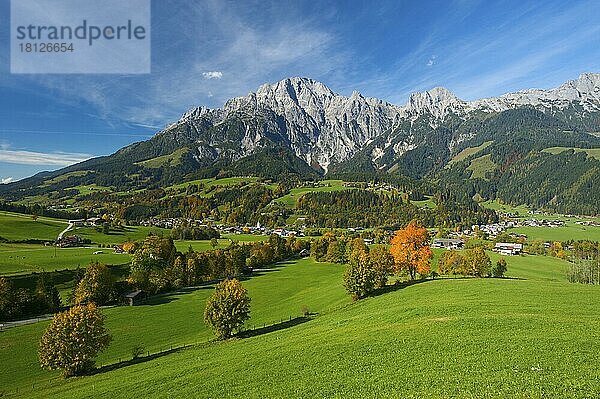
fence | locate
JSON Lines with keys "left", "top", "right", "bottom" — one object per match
{"left": 3, "top": 314, "right": 311, "bottom": 397}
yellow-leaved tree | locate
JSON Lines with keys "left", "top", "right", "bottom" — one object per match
{"left": 204, "top": 278, "right": 251, "bottom": 339}
{"left": 39, "top": 303, "right": 111, "bottom": 377}
{"left": 390, "top": 220, "right": 433, "bottom": 280}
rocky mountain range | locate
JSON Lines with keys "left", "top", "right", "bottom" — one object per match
{"left": 137, "top": 72, "right": 600, "bottom": 173}
{"left": 2, "top": 72, "right": 600, "bottom": 213}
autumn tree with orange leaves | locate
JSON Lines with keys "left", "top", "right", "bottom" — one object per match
{"left": 390, "top": 220, "right": 433, "bottom": 280}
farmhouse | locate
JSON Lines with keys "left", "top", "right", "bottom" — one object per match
{"left": 57, "top": 235, "right": 83, "bottom": 248}
{"left": 494, "top": 243, "right": 523, "bottom": 256}
{"left": 432, "top": 238, "right": 464, "bottom": 250}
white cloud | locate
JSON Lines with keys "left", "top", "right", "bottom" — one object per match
{"left": 202, "top": 71, "right": 223, "bottom": 79}
{"left": 0, "top": 150, "right": 92, "bottom": 166}
{"left": 426, "top": 55, "right": 437, "bottom": 67}
{"left": 1, "top": 177, "right": 14, "bottom": 184}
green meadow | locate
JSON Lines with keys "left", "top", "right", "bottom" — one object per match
{"left": 2, "top": 251, "right": 596, "bottom": 398}
{"left": 0, "top": 258, "right": 347, "bottom": 395}
{"left": 510, "top": 223, "right": 600, "bottom": 242}
{"left": 274, "top": 180, "right": 353, "bottom": 207}
{"left": 0, "top": 244, "right": 130, "bottom": 275}
{"left": 72, "top": 225, "right": 170, "bottom": 246}
{"left": 541, "top": 146, "right": 600, "bottom": 160}
{"left": 0, "top": 212, "right": 66, "bottom": 242}
{"left": 447, "top": 140, "right": 493, "bottom": 165}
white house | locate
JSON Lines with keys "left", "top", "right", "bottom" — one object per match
{"left": 432, "top": 239, "right": 464, "bottom": 250}
{"left": 494, "top": 243, "right": 523, "bottom": 256}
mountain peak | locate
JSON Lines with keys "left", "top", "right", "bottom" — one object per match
{"left": 256, "top": 77, "right": 335, "bottom": 98}
{"left": 406, "top": 87, "right": 464, "bottom": 119}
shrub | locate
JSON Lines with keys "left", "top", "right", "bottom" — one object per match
{"left": 492, "top": 258, "right": 508, "bottom": 278}
{"left": 131, "top": 345, "right": 144, "bottom": 360}
{"left": 300, "top": 304, "right": 310, "bottom": 317}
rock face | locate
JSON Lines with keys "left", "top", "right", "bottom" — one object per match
{"left": 153, "top": 73, "right": 600, "bottom": 172}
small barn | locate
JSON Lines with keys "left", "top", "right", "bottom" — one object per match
{"left": 124, "top": 290, "right": 148, "bottom": 306}
{"left": 299, "top": 249, "right": 310, "bottom": 257}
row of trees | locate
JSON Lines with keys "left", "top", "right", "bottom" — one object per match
{"left": 339, "top": 220, "right": 510, "bottom": 300}
{"left": 438, "top": 248, "right": 506, "bottom": 278}
{"left": 0, "top": 275, "right": 61, "bottom": 321}
{"left": 127, "top": 234, "right": 308, "bottom": 294}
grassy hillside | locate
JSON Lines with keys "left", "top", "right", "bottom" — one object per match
{"left": 16, "top": 256, "right": 600, "bottom": 399}
{"left": 274, "top": 180, "right": 353, "bottom": 208}
{"left": 542, "top": 147, "right": 600, "bottom": 160}
{"left": 0, "top": 258, "right": 347, "bottom": 395}
{"left": 2, "top": 253, "right": 589, "bottom": 398}
{"left": 447, "top": 140, "right": 493, "bottom": 165}
{"left": 0, "top": 212, "right": 66, "bottom": 242}
{"left": 136, "top": 148, "right": 190, "bottom": 169}
{"left": 466, "top": 154, "right": 496, "bottom": 179}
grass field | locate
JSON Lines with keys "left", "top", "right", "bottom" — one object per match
{"left": 0, "top": 244, "right": 130, "bottom": 275}
{"left": 411, "top": 196, "right": 436, "bottom": 209}
{"left": 510, "top": 223, "right": 600, "bottom": 242}
{"left": 6, "top": 252, "right": 600, "bottom": 398}
{"left": 481, "top": 199, "right": 532, "bottom": 215}
{"left": 0, "top": 212, "right": 66, "bottom": 242}
{"left": 447, "top": 140, "right": 493, "bottom": 165}
{"left": 73, "top": 225, "right": 171, "bottom": 246}
{"left": 0, "top": 258, "right": 347, "bottom": 394}
{"left": 466, "top": 154, "right": 496, "bottom": 179}
{"left": 136, "top": 148, "right": 190, "bottom": 169}
{"left": 542, "top": 147, "right": 600, "bottom": 160}
{"left": 274, "top": 180, "right": 353, "bottom": 207}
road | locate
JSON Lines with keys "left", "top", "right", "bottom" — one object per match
{"left": 57, "top": 222, "right": 75, "bottom": 241}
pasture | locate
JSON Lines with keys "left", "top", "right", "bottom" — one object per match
{"left": 510, "top": 223, "right": 600, "bottom": 242}
{"left": 0, "top": 258, "right": 347, "bottom": 394}
{"left": 0, "top": 244, "right": 130, "bottom": 275}
{"left": 274, "top": 180, "right": 353, "bottom": 208}
{"left": 6, "top": 252, "right": 600, "bottom": 398}
{"left": 0, "top": 211, "right": 66, "bottom": 242}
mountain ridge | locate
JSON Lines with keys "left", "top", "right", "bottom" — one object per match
{"left": 162, "top": 73, "right": 600, "bottom": 172}
{"left": 2, "top": 72, "right": 600, "bottom": 214}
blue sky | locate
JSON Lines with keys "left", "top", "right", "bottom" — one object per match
{"left": 1, "top": 0, "right": 599, "bottom": 182}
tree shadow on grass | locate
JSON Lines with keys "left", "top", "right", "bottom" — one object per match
{"left": 236, "top": 316, "right": 311, "bottom": 339}
{"left": 90, "top": 345, "right": 192, "bottom": 376}
{"left": 368, "top": 278, "right": 435, "bottom": 298}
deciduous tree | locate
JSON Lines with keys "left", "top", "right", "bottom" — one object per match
{"left": 204, "top": 279, "right": 251, "bottom": 339}
{"left": 369, "top": 245, "right": 394, "bottom": 287}
{"left": 39, "top": 303, "right": 111, "bottom": 377}
{"left": 437, "top": 250, "right": 464, "bottom": 275}
{"left": 390, "top": 220, "right": 433, "bottom": 279}
{"left": 73, "top": 262, "right": 114, "bottom": 305}
{"left": 462, "top": 247, "right": 491, "bottom": 277}
{"left": 343, "top": 247, "right": 376, "bottom": 300}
